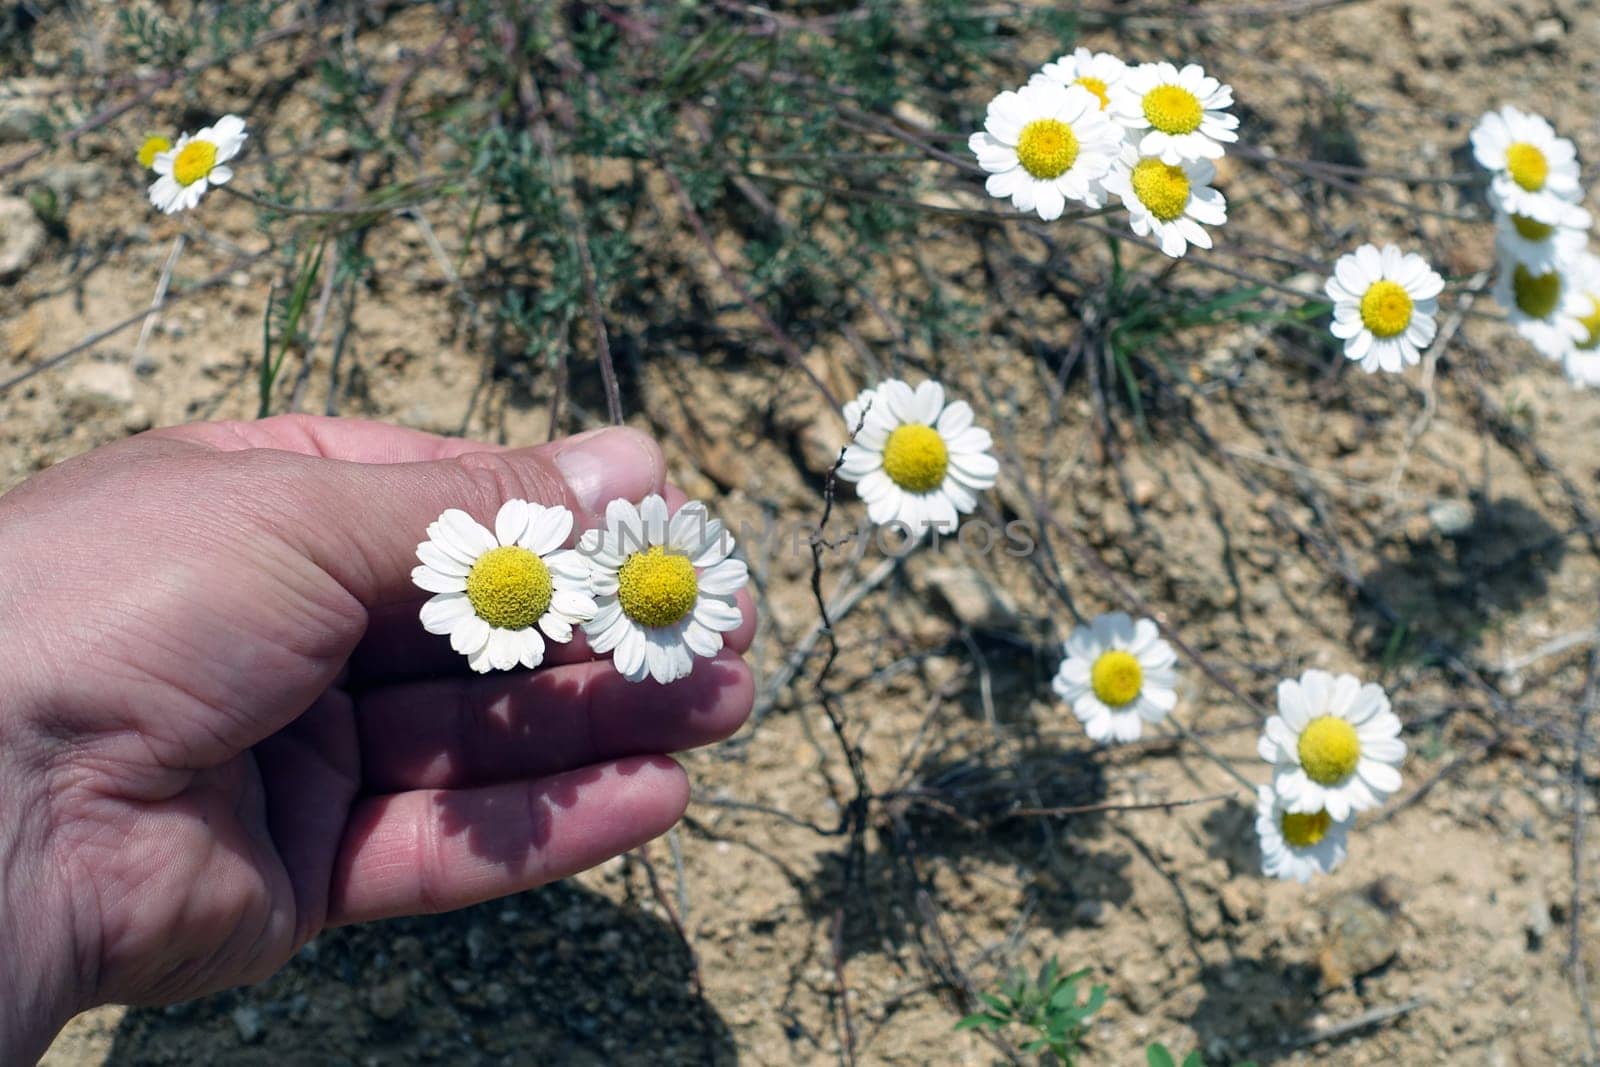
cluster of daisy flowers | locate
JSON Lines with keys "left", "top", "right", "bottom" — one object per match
{"left": 969, "top": 48, "right": 1235, "bottom": 257}
{"left": 413, "top": 494, "right": 747, "bottom": 684}
{"left": 1472, "top": 105, "right": 1600, "bottom": 388}
{"left": 136, "top": 114, "right": 247, "bottom": 215}
{"left": 828, "top": 378, "right": 1405, "bottom": 885}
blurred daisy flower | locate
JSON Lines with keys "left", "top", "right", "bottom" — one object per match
{"left": 1562, "top": 251, "right": 1600, "bottom": 387}
{"left": 580, "top": 495, "right": 746, "bottom": 686}
{"left": 413, "top": 500, "right": 598, "bottom": 674}
{"left": 1472, "top": 106, "right": 1581, "bottom": 223}
{"left": 1109, "top": 61, "right": 1238, "bottom": 164}
{"left": 968, "top": 81, "right": 1123, "bottom": 218}
{"left": 1258, "top": 669, "right": 1404, "bottom": 822}
{"left": 136, "top": 135, "right": 171, "bottom": 170}
{"left": 1255, "top": 785, "right": 1349, "bottom": 884}
{"left": 1101, "top": 145, "right": 1226, "bottom": 258}
{"left": 148, "top": 114, "right": 247, "bottom": 215}
{"left": 1493, "top": 198, "right": 1590, "bottom": 274}
{"left": 1030, "top": 48, "right": 1126, "bottom": 112}
{"left": 838, "top": 378, "right": 998, "bottom": 537}
{"left": 1325, "top": 244, "right": 1444, "bottom": 374}
{"left": 1052, "top": 612, "right": 1178, "bottom": 744}
{"left": 1492, "top": 255, "right": 1587, "bottom": 362}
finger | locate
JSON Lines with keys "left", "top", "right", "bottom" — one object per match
{"left": 327, "top": 755, "right": 687, "bottom": 925}
{"left": 151, "top": 413, "right": 511, "bottom": 463}
{"left": 238, "top": 422, "right": 666, "bottom": 608}
{"left": 356, "top": 650, "right": 753, "bottom": 790}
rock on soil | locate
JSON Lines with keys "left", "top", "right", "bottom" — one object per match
{"left": 0, "top": 196, "right": 47, "bottom": 282}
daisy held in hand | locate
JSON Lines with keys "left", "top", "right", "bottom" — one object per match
{"left": 412, "top": 500, "right": 598, "bottom": 673}
{"left": 1258, "top": 669, "right": 1404, "bottom": 821}
{"left": 580, "top": 495, "right": 747, "bottom": 685}
{"left": 148, "top": 114, "right": 247, "bottom": 214}
{"left": 1254, "top": 785, "right": 1349, "bottom": 884}
{"left": 1101, "top": 144, "right": 1227, "bottom": 258}
{"left": 1471, "top": 106, "right": 1581, "bottom": 224}
{"left": 1053, "top": 613, "right": 1178, "bottom": 743}
{"left": 1325, "top": 244, "right": 1444, "bottom": 373}
{"left": 1109, "top": 61, "right": 1238, "bottom": 164}
{"left": 838, "top": 378, "right": 998, "bottom": 537}
{"left": 969, "top": 81, "right": 1123, "bottom": 219}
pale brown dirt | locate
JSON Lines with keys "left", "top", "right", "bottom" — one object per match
{"left": 8, "top": 1, "right": 1600, "bottom": 1065}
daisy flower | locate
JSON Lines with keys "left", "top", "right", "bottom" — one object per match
{"left": 1472, "top": 106, "right": 1582, "bottom": 223}
{"left": 1254, "top": 785, "right": 1350, "bottom": 884}
{"left": 1560, "top": 251, "right": 1600, "bottom": 387}
{"left": 1108, "top": 61, "right": 1239, "bottom": 164}
{"left": 1492, "top": 198, "right": 1590, "bottom": 274}
{"left": 1052, "top": 613, "right": 1178, "bottom": 744}
{"left": 1101, "top": 144, "right": 1227, "bottom": 258}
{"left": 968, "top": 81, "right": 1123, "bottom": 218}
{"left": 838, "top": 379, "right": 998, "bottom": 537}
{"left": 1258, "top": 669, "right": 1405, "bottom": 822}
{"left": 148, "top": 114, "right": 247, "bottom": 215}
{"left": 1324, "top": 244, "right": 1445, "bottom": 374}
{"left": 412, "top": 500, "right": 598, "bottom": 674}
{"left": 1492, "top": 255, "right": 1588, "bottom": 362}
{"left": 136, "top": 135, "right": 171, "bottom": 170}
{"left": 580, "top": 495, "right": 747, "bottom": 685}
{"left": 1030, "top": 48, "right": 1126, "bottom": 112}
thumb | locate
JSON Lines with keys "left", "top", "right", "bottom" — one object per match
{"left": 276, "top": 426, "right": 665, "bottom": 608}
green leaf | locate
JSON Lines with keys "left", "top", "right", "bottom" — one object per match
{"left": 978, "top": 992, "right": 1010, "bottom": 1015}
{"left": 1146, "top": 1044, "right": 1178, "bottom": 1067}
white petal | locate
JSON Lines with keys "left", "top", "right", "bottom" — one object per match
{"left": 451, "top": 615, "right": 491, "bottom": 655}
{"left": 517, "top": 628, "right": 547, "bottom": 669}
{"left": 495, "top": 499, "right": 531, "bottom": 547}
{"left": 420, "top": 593, "right": 473, "bottom": 634}
{"left": 412, "top": 565, "right": 467, "bottom": 594}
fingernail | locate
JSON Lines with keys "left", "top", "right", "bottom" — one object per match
{"left": 554, "top": 427, "right": 661, "bottom": 517}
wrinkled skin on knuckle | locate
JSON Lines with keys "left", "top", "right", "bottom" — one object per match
{"left": 454, "top": 449, "right": 572, "bottom": 515}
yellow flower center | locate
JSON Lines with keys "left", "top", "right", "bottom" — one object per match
{"left": 1576, "top": 296, "right": 1600, "bottom": 351}
{"left": 1358, "top": 280, "right": 1414, "bottom": 339}
{"left": 172, "top": 140, "right": 218, "bottom": 187}
{"left": 1090, "top": 649, "right": 1143, "bottom": 708}
{"left": 881, "top": 423, "right": 949, "bottom": 493}
{"left": 1505, "top": 142, "right": 1549, "bottom": 192}
{"left": 465, "top": 546, "right": 553, "bottom": 630}
{"left": 1280, "top": 809, "right": 1333, "bottom": 848}
{"left": 137, "top": 135, "right": 171, "bottom": 169}
{"left": 1297, "top": 716, "right": 1361, "bottom": 785}
{"left": 1512, "top": 263, "right": 1562, "bottom": 319}
{"left": 616, "top": 545, "right": 699, "bottom": 628}
{"left": 1130, "top": 157, "right": 1190, "bottom": 222}
{"left": 1142, "top": 84, "right": 1204, "bottom": 135}
{"left": 1510, "top": 214, "right": 1555, "bottom": 241}
{"left": 1075, "top": 76, "right": 1110, "bottom": 110}
{"left": 1015, "top": 118, "right": 1080, "bottom": 181}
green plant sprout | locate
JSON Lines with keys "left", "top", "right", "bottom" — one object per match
{"left": 955, "top": 957, "right": 1107, "bottom": 1065}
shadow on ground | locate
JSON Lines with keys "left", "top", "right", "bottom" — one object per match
{"left": 800, "top": 739, "right": 1131, "bottom": 965}
{"left": 103, "top": 881, "right": 736, "bottom": 1066}
{"left": 1188, "top": 951, "right": 1321, "bottom": 1065}
{"left": 1356, "top": 494, "right": 1565, "bottom": 656}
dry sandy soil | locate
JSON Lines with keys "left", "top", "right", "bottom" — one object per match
{"left": 6, "top": 0, "right": 1600, "bottom": 1064}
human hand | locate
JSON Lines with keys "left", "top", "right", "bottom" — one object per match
{"left": 0, "top": 416, "right": 755, "bottom": 1062}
